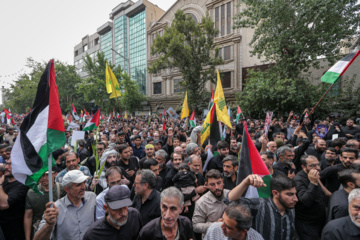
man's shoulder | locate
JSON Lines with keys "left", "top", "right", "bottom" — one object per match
{"left": 323, "top": 216, "right": 349, "bottom": 231}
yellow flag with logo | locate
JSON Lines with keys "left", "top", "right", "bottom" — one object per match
{"left": 200, "top": 105, "right": 212, "bottom": 146}
{"left": 180, "top": 92, "right": 189, "bottom": 120}
{"left": 214, "top": 70, "right": 231, "bottom": 128}
{"left": 124, "top": 111, "right": 128, "bottom": 119}
{"left": 105, "top": 62, "right": 121, "bottom": 99}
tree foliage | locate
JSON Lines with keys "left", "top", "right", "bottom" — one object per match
{"left": 3, "top": 58, "right": 87, "bottom": 113}
{"left": 234, "top": 0, "right": 360, "bottom": 78}
{"left": 236, "top": 70, "right": 321, "bottom": 117}
{"left": 148, "top": 10, "right": 223, "bottom": 111}
{"left": 77, "top": 52, "right": 146, "bottom": 113}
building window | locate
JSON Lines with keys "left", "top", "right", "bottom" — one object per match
{"left": 83, "top": 44, "right": 88, "bottom": 52}
{"left": 215, "top": 7, "right": 219, "bottom": 36}
{"left": 95, "top": 38, "right": 99, "bottom": 45}
{"left": 75, "top": 50, "right": 78, "bottom": 57}
{"left": 174, "top": 79, "right": 183, "bottom": 93}
{"left": 221, "top": 5, "right": 225, "bottom": 36}
{"left": 187, "top": 13, "right": 198, "bottom": 24}
{"left": 224, "top": 46, "right": 231, "bottom": 60}
{"left": 215, "top": 2, "right": 232, "bottom": 37}
{"left": 227, "top": 2, "right": 231, "bottom": 35}
{"left": 153, "top": 82, "right": 162, "bottom": 94}
{"left": 221, "top": 72, "right": 231, "bottom": 88}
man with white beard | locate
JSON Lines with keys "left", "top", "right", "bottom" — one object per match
{"left": 321, "top": 188, "right": 360, "bottom": 239}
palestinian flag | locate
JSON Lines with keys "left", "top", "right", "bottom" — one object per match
{"left": 68, "top": 112, "right": 71, "bottom": 123}
{"left": 236, "top": 121, "right": 271, "bottom": 198}
{"left": 79, "top": 110, "right": 84, "bottom": 123}
{"left": 71, "top": 103, "right": 79, "bottom": 120}
{"left": 236, "top": 106, "right": 242, "bottom": 123}
{"left": 11, "top": 59, "right": 65, "bottom": 191}
{"left": 117, "top": 112, "right": 120, "bottom": 119}
{"left": 84, "top": 109, "right": 89, "bottom": 117}
{"left": 190, "top": 110, "right": 196, "bottom": 127}
{"left": 83, "top": 109, "right": 100, "bottom": 131}
{"left": 321, "top": 49, "right": 360, "bottom": 84}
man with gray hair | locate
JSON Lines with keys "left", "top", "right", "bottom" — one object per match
{"left": 322, "top": 188, "right": 360, "bottom": 239}
{"left": 273, "top": 146, "right": 296, "bottom": 179}
{"left": 138, "top": 187, "right": 194, "bottom": 239}
{"left": 34, "top": 170, "right": 96, "bottom": 240}
{"left": 132, "top": 169, "right": 161, "bottom": 225}
{"left": 204, "top": 204, "right": 264, "bottom": 240}
{"left": 186, "top": 143, "right": 201, "bottom": 157}
{"left": 155, "top": 149, "right": 169, "bottom": 181}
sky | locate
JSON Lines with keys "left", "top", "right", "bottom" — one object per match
{"left": 0, "top": 0, "right": 176, "bottom": 94}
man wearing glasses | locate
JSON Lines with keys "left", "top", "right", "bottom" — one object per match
{"left": 294, "top": 155, "right": 328, "bottom": 240}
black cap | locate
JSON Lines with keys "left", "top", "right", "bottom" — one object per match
{"left": 154, "top": 139, "right": 163, "bottom": 145}
{"left": 105, "top": 185, "right": 132, "bottom": 209}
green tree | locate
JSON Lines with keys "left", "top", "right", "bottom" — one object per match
{"left": 3, "top": 58, "right": 85, "bottom": 114}
{"left": 236, "top": 70, "right": 321, "bottom": 116}
{"left": 148, "top": 10, "right": 223, "bottom": 112}
{"left": 234, "top": 0, "right": 360, "bottom": 78}
{"left": 119, "top": 73, "right": 147, "bottom": 114}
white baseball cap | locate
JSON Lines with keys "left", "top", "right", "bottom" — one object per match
{"left": 62, "top": 170, "right": 89, "bottom": 186}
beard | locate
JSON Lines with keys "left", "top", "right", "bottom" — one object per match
{"left": 350, "top": 214, "right": 360, "bottom": 228}
{"left": 210, "top": 188, "right": 223, "bottom": 200}
{"left": 105, "top": 160, "right": 117, "bottom": 169}
{"left": 279, "top": 193, "right": 295, "bottom": 209}
{"left": 109, "top": 213, "right": 128, "bottom": 227}
{"left": 223, "top": 171, "right": 233, "bottom": 178}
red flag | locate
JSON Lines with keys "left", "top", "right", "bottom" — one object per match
{"left": 72, "top": 103, "right": 77, "bottom": 113}
{"left": 4, "top": 109, "right": 11, "bottom": 119}
{"left": 162, "top": 119, "right": 166, "bottom": 131}
{"left": 11, "top": 118, "right": 15, "bottom": 125}
{"left": 68, "top": 112, "right": 71, "bottom": 123}
{"left": 84, "top": 109, "right": 89, "bottom": 116}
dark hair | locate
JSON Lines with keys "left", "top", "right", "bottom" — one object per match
{"left": 77, "top": 139, "right": 85, "bottom": 147}
{"left": 296, "top": 137, "right": 304, "bottom": 146}
{"left": 205, "top": 169, "right": 222, "bottom": 182}
{"left": 260, "top": 151, "right": 274, "bottom": 160}
{"left": 143, "top": 158, "right": 158, "bottom": 169}
{"left": 117, "top": 131, "right": 125, "bottom": 136}
{"left": 341, "top": 147, "right": 358, "bottom": 157}
{"left": 133, "top": 135, "right": 141, "bottom": 141}
{"left": 225, "top": 204, "right": 252, "bottom": 231}
{"left": 0, "top": 144, "right": 8, "bottom": 150}
{"left": 222, "top": 155, "right": 238, "bottom": 167}
{"left": 136, "top": 169, "right": 156, "bottom": 189}
{"left": 338, "top": 169, "right": 360, "bottom": 188}
{"left": 118, "top": 144, "right": 129, "bottom": 154}
{"left": 248, "top": 129, "right": 255, "bottom": 134}
{"left": 97, "top": 142, "right": 106, "bottom": 149}
{"left": 300, "top": 155, "right": 317, "bottom": 166}
{"left": 270, "top": 175, "right": 296, "bottom": 194}
{"left": 105, "top": 166, "right": 122, "bottom": 180}
{"left": 330, "top": 138, "right": 347, "bottom": 148}
{"left": 217, "top": 141, "right": 229, "bottom": 150}
{"left": 178, "top": 162, "right": 189, "bottom": 171}
{"left": 5, "top": 146, "right": 12, "bottom": 152}
{"left": 272, "top": 132, "right": 282, "bottom": 139}
{"left": 325, "top": 147, "right": 337, "bottom": 153}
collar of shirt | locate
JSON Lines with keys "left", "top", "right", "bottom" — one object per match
{"left": 269, "top": 197, "right": 291, "bottom": 216}
{"left": 64, "top": 193, "right": 87, "bottom": 208}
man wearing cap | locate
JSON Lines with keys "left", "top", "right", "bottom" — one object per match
{"left": 34, "top": 170, "right": 96, "bottom": 240}
{"left": 83, "top": 185, "right": 143, "bottom": 240}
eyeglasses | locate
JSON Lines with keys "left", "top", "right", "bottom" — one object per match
{"left": 98, "top": 148, "right": 104, "bottom": 151}
{"left": 308, "top": 164, "right": 320, "bottom": 168}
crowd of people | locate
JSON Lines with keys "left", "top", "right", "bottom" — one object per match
{"left": 1, "top": 108, "right": 360, "bottom": 240}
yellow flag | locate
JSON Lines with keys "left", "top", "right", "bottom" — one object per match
{"left": 131, "top": 115, "right": 133, "bottom": 120}
{"left": 124, "top": 111, "right": 128, "bottom": 119}
{"left": 200, "top": 105, "right": 212, "bottom": 146}
{"left": 180, "top": 92, "right": 189, "bottom": 120}
{"left": 214, "top": 70, "right": 231, "bottom": 128}
{"left": 105, "top": 62, "right": 121, "bottom": 99}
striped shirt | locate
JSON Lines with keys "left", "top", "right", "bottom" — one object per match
{"left": 235, "top": 197, "right": 295, "bottom": 240}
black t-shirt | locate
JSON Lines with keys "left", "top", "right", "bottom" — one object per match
{"left": 132, "top": 189, "right": 161, "bottom": 226}
{"left": 0, "top": 178, "right": 29, "bottom": 240}
{"left": 83, "top": 207, "right": 142, "bottom": 240}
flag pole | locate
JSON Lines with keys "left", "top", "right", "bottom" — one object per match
{"left": 48, "top": 155, "right": 53, "bottom": 204}
{"left": 301, "top": 83, "right": 334, "bottom": 126}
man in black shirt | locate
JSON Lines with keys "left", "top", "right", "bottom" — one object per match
{"left": 206, "top": 141, "right": 229, "bottom": 173}
{"left": 83, "top": 185, "right": 142, "bottom": 240}
{"left": 294, "top": 155, "right": 327, "bottom": 240}
{"left": 118, "top": 144, "right": 139, "bottom": 184}
{"left": 273, "top": 146, "right": 296, "bottom": 178}
{"left": 0, "top": 158, "right": 29, "bottom": 240}
{"left": 132, "top": 169, "right": 161, "bottom": 225}
{"left": 342, "top": 118, "right": 359, "bottom": 139}
{"left": 320, "top": 148, "right": 358, "bottom": 193}
{"left": 320, "top": 147, "right": 337, "bottom": 170}
{"left": 143, "top": 158, "right": 163, "bottom": 192}
{"left": 138, "top": 187, "right": 194, "bottom": 240}
{"left": 328, "top": 168, "right": 360, "bottom": 221}
{"left": 222, "top": 155, "right": 238, "bottom": 190}
{"left": 305, "top": 138, "right": 327, "bottom": 161}
{"left": 322, "top": 188, "right": 360, "bottom": 239}
{"left": 163, "top": 152, "right": 183, "bottom": 188}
